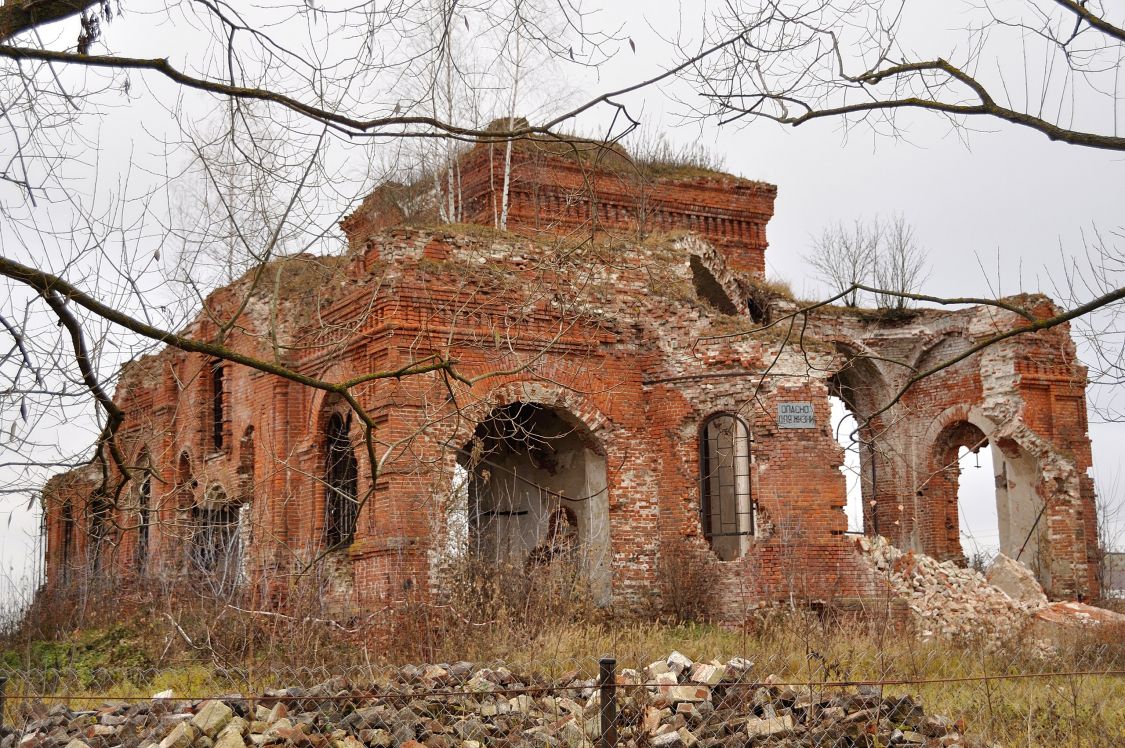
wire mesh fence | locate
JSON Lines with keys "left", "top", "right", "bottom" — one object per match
{"left": 3, "top": 647, "right": 1125, "bottom": 748}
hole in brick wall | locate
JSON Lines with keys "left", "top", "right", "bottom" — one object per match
{"left": 929, "top": 421, "right": 1023, "bottom": 571}
{"left": 956, "top": 444, "right": 1000, "bottom": 568}
{"left": 829, "top": 396, "right": 864, "bottom": 533}
{"left": 689, "top": 255, "right": 738, "bottom": 315}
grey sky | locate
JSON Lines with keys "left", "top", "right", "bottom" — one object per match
{"left": 2, "top": 0, "right": 1123, "bottom": 611}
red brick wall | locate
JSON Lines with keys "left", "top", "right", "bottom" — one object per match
{"left": 39, "top": 161, "right": 1099, "bottom": 615}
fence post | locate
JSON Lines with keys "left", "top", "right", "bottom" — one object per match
{"left": 598, "top": 657, "right": 617, "bottom": 748}
{"left": 0, "top": 674, "right": 7, "bottom": 730}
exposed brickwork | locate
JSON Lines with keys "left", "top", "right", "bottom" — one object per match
{"left": 40, "top": 143, "right": 1101, "bottom": 614}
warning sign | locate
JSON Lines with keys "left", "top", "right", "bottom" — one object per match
{"left": 778, "top": 402, "right": 816, "bottom": 428}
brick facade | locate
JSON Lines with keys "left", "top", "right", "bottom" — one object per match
{"left": 41, "top": 141, "right": 1101, "bottom": 614}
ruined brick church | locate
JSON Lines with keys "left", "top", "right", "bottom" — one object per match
{"left": 42, "top": 135, "right": 1101, "bottom": 615}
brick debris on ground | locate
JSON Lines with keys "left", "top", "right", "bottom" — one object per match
{"left": 4, "top": 653, "right": 976, "bottom": 748}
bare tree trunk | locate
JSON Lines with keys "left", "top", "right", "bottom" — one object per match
{"left": 498, "top": 3, "right": 525, "bottom": 232}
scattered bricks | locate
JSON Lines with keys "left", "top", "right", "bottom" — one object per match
{"left": 618, "top": 669, "right": 641, "bottom": 686}
{"left": 858, "top": 535, "right": 1045, "bottom": 645}
{"left": 508, "top": 695, "right": 533, "bottom": 714}
{"left": 667, "top": 687, "right": 710, "bottom": 705}
{"left": 159, "top": 722, "right": 197, "bottom": 748}
{"left": 213, "top": 730, "right": 244, "bottom": 748}
{"left": 261, "top": 718, "right": 293, "bottom": 742}
{"left": 650, "top": 731, "right": 683, "bottom": 748}
{"left": 920, "top": 716, "right": 955, "bottom": 738}
{"left": 987, "top": 555, "right": 1049, "bottom": 607}
{"left": 744, "top": 716, "right": 793, "bottom": 738}
{"left": 726, "top": 658, "right": 753, "bottom": 674}
{"left": 465, "top": 675, "right": 496, "bottom": 693}
{"left": 420, "top": 666, "right": 450, "bottom": 684}
{"left": 557, "top": 719, "right": 586, "bottom": 748}
{"left": 10, "top": 657, "right": 977, "bottom": 748}
{"left": 666, "top": 653, "right": 693, "bottom": 674}
{"left": 191, "top": 702, "right": 234, "bottom": 738}
{"left": 643, "top": 707, "right": 668, "bottom": 735}
{"left": 358, "top": 730, "right": 392, "bottom": 747}
{"left": 687, "top": 664, "right": 723, "bottom": 687}
{"left": 63, "top": 741, "right": 91, "bottom": 748}
{"left": 676, "top": 728, "right": 698, "bottom": 748}
{"left": 221, "top": 718, "right": 248, "bottom": 738}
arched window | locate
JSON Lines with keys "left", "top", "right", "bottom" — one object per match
{"left": 324, "top": 412, "right": 358, "bottom": 547}
{"left": 60, "top": 499, "right": 74, "bottom": 585}
{"left": 135, "top": 460, "right": 152, "bottom": 574}
{"left": 699, "top": 413, "right": 754, "bottom": 561}
{"left": 88, "top": 493, "right": 112, "bottom": 575}
{"left": 210, "top": 361, "right": 226, "bottom": 451}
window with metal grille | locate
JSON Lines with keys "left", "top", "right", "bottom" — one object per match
{"left": 699, "top": 413, "right": 754, "bottom": 561}
{"left": 324, "top": 412, "right": 358, "bottom": 547}
{"left": 210, "top": 362, "right": 225, "bottom": 451}
{"left": 191, "top": 499, "right": 241, "bottom": 593}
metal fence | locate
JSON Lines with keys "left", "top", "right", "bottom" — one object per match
{"left": 2, "top": 653, "right": 1124, "bottom": 748}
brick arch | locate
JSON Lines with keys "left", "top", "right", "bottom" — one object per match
{"left": 824, "top": 341, "right": 892, "bottom": 537}
{"left": 448, "top": 382, "right": 615, "bottom": 604}
{"left": 302, "top": 391, "right": 361, "bottom": 547}
{"left": 916, "top": 405, "right": 1048, "bottom": 580}
{"left": 202, "top": 480, "right": 231, "bottom": 507}
{"left": 465, "top": 381, "right": 617, "bottom": 446}
{"left": 921, "top": 418, "right": 990, "bottom": 563}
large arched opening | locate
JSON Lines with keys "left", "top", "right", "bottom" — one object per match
{"left": 827, "top": 345, "right": 888, "bottom": 536}
{"left": 456, "top": 401, "right": 610, "bottom": 603}
{"left": 925, "top": 419, "right": 1046, "bottom": 579}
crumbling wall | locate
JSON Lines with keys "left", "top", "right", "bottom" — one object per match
{"left": 39, "top": 148, "right": 1100, "bottom": 617}
{"left": 810, "top": 301, "right": 1098, "bottom": 599}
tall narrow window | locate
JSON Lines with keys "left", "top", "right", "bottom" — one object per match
{"left": 89, "top": 495, "right": 112, "bottom": 575}
{"left": 699, "top": 413, "right": 754, "bottom": 561}
{"left": 324, "top": 412, "right": 358, "bottom": 547}
{"left": 60, "top": 500, "right": 74, "bottom": 585}
{"left": 136, "top": 471, "right": 151, "bottom": 574}
{"left": 211, "top": 362, "right": 225, "bottom": 451}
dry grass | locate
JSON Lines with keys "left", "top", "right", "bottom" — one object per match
{"left": 3, "top": 581, "right": 1125, "bottom": 746}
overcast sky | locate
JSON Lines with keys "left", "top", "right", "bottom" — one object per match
{"left": 2, "top": 0, "right": 1123, "bottom": 612}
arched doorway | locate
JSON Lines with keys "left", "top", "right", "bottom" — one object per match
{"left": 456, "top": 401, "right": 610, "bottom": 603}
{"left": 925, "top": 420, "right": 1046, "bottom": 579}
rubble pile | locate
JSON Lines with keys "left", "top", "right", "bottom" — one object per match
{"left": 857, "top": 536, "right": 1046, "bottom": 643}
{"left": 2, "top": 653, "right": 980, "bottom": 748}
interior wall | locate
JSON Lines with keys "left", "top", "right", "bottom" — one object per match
{"left": 462, "top": 403, "right": 611, "bottom": 604}
{"left": 993, "top": 441, "right": 1047, "bottom": 584}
